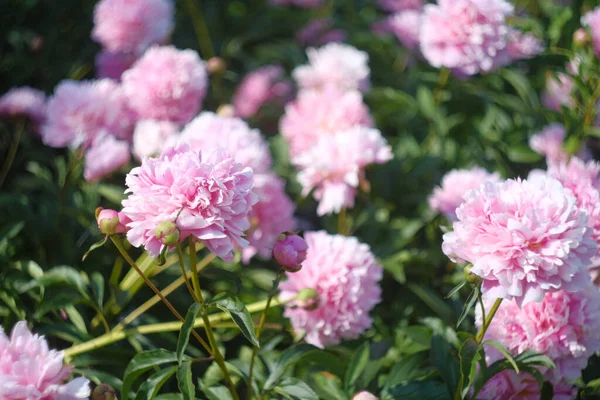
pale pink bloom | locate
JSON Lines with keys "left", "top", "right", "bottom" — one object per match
{"left": 377, "top": 0, "right": 423, "bottom": 11}
{"left": 442, "top": 177, "right": 596, "bottom": 306}
{"left": 373, "top": 11, "right": 422, "bottom": 51}
{"left": 0, "top": 321, "right": 90, "bottom": 400}
{"left": 280, "top": 231, "right": 383, "bottom": 348}
{"left": 294, "top": 126, "right": 392, "bottom": 215}
{"left": 121, "top": 143, "right": 258, "bottom": 261}
{"left": 582, "top": 7, "right": 600, "bottom": 58}
{"left": 177, "top": 112, "right": 272, "bottom": 174}
{"left": 273, "top": 233, "right": 308, "bottom": 272}
{"left": 132, "top": 120, "right": 179, "bottom": 160}
{"left": 293, "top": 43, "right": 370, "bottom": 92}
{"left": 92, "top": 0, "right": 174, "bottom": 53}
{"left": 541, "top": 73, "right": 574, "bottom": 111}
{"left": 0, "top": 87, "right": 46, "bottom": 127}
{"left": 122, "top": 46, "right": 208, "bottom": 124}
{"left": 428, "top": 167, "right": 501, "bottom": 221}
{"left": 352, "top": 392, "right": 380, "bottom": 400}
{"left": 280, "top": 86, "right": 373, "bottom": 157}
{"left": 477, "top": 285, "right": 600, "bottom": 380}
{"left": 297, "top": 19, "right": 347, "bottom": 46}
{"left": 270, "top": 0, "right": 325, "bottom": 8}
{"left": 420, "top": 0, "right": 514, "bottom": 76}
{"left": 41, "top": 79, "right": 136, "bottom": 149}
{"left": 95, "top": 50, "right": 137, "bottom": 80}
{"left": 243, "top": 173, "right": 296, "bottom": 263}
{"left": 232, "top": 65, "right": 292, "bottom": 119}
{"left": 84, "top": 134, "right": 131, "bottom": 182}
{"left": 506, "top": 30, "right": 545, "bottom": 61}
{"left": 478, "top": 370, "right": 576, "bottom": 400}
{"left": 529, "top": 123, "right": 569, "bottom": 165}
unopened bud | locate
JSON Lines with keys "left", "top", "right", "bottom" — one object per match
{"left": 155, "top": 221, "right": 180, "bottom": 246}
{"left": 92, "top": 383, "right": 117, "bottom": 400}
{"left": 97, "top": 208, "right": 126, "bottom": 235}
{"left": 273, "top": 233, "right": 308, "bottom": 272}
{"left": 296, "top": 288, "right": 319, "bottom": 311}
{"left": 573, "top": 28, "right": 589, "bottom": 48}
{"left": 464, "top": 265, "right": 482, "bottom": 285}
{"left": 352, "top": 391, "right": 379, "bottom": 400}
{"left": 206, "top": 57, "right": 226, "bottom": 75}
{"left": 216, "top": 104, "right": 235, "bottom": 117}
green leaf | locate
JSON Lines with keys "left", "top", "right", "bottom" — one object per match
{"left": 90, "top": 272, "right": 105, "bottom": 308}
{"left": 548, "top": 8, "right": 573, "bottom": 45}
{"left": 264, "top": 344, "right": 320, "bottom": 389}
{"left": 134, "top": 366, "right": 177, "bottom": 400}
{"left": 506, "top": 145, "right": 541, "bottom": 163}
{"left": 417, "top": 86, "right": 436, "bottom": 120}
{"left": 456, "top": 286, "right": 479, "bottom": 328}
{"left": 406, "top": 283, "right": 454, "bottom": 325}
{"left": 514, "top": 350, "right": 556, "bottom": 370}
{"left": 209, "top": 292, "right": 259, "bottom": 347}
{"left": 155, "top": 395, "right": 183, "bottom": 400}
{"left": 19, "top": 266, "right": 88, "bottom": 294}
{"left": 457, "top": 338, "right": 481, "bottom": 399}
{"left": 383, "top": 352, "right": 429, "bottom": 391}
{"left": 176, "top": 360, "right": 195, "bottom": 400}
{"left": 82, "top": 236, "right": 108, "bottom": 262}
{"left": 445, "top": 281, "right": 466, "bottom": 299}
{"left": 177, "top": 303, "right": 201, "bottom": 364}
{"left": 483, "top": 340, "right": 519, "bottom": 373}
{"left": 344, "top": 342, "right": 370, "bottom": 391}
{"left": 385, "top": 381, "right": 449, "bottom": 400}
{"left": 310, "top": 373, "right": 347, "bottom": 400}
{"left": 122, "top": 349, "right": 178, "bottom": 400}
{"left": 431, "top": 335, "right": 459, "bottom": 397}
{"left": 64, "top": 305, "right": 88, "bottom": 334}
{"left": 274, "top": 377, "right": 319, "bottom": 400}
{"left": 199, "top": 384, "right": 233, "bottom": 400}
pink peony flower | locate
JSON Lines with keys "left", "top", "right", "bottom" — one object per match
{"left": 582, "top": 7, "right": 600, "bottom": 58}
{"left": 442, "top": 176, "right": 596, "bottom": 306}
{"left": 293, "top": 43, "right": 370, "bottom": 92}
{"left": 121, "top": 143, "right": 258, "bottom": 261}
{"left": 95, "top": 50, "right": 137, "bottom": 80}
{"left": 92, "top": 0, "right": 174, "bottom": 54}
{"left": 0, "top": 321, "right": 90, "bottom": 400}
{"left": 478, "top": 370, "right": 576, "bottom": 400}
{"left": 243, "top": 173, "right": 296, "bottom": 262}
{"left": 132, "top": 120, "right": 179, "bottom": 160}
{"left": 270, "top": 0, "right": 325, "bottom": 8}
{"left": 122, "top": 46, "right": 208, "bottom": 124}
{"left": 477, "top": 285, "right": 600, "bottom": 380}
{"left": 506, "top": 30, "right": 545, "bottom": 61}
{"left": 297, "top": 19, "right": 347, "bottom": 46}
{"left": 232, "top": 65, "right": 292, "bottom": 119}
{"left": 41, "top": 79, "right": 136, "bottom": 149}
{"left": 373, "top": 11, "right": 422, "bottom": 51}
{"left": 83, "top": 134, "right": 131, "bottom": 182}
{"left": 419, "top": 0, "right": 514, "bottom": 76}
{"left": 541, "top": 73, "right": 574, "bottom": 112}
{"left": 377, "top": 0, "right": 423, "bottom": 12}
{"left": 0, "top": 87, "right": 46, "bottom": 128}
{"left": 177, "top": 112, "right": 272, "bottom": 174}
{"left": 294, "top": 126, "right": 392, "bottom": 216}
{"left": 529, "top": 123, "right": 569, "bottom": 165}
{"left": 280, "top": 231, "right": 383, "bottom": 348}
{"left": 352, "top": 391, "right": 380, "bottom": 400}
{"left": 428, "top": 167, "right": 501, "bottom": 221}
{"left": 273, "top": 233, "right": 307, "bottom": 272}
{"left": 280, "top": 86, "right": 373, "bottom": 158}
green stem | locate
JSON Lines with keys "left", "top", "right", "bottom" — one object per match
{"left": 433, "top": 68, "right": 450, "bottom": 106}
{"left": 338, "top": 208, "right": 347, "bottom": 235}
{"left": 0, "top": 120, "right": 24, "bottom": 189}
{"left": 184, "top": 0, "right": 215, "bottom": 59}
{"left": 475, "top": 297, "right": 502, "bottom": 344}
{"left": 176, "top": 243, "right": 199, "bottom": 301}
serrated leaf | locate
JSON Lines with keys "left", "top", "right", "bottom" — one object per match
{"left": 264, "top": 344, "right": 320, "bottom": 389}
{"left": 122, "top": 350, "right": 178, "bottom": 400}
{"left": 274, "top": 377, "right": 319, "bottom": 400}
{"left": 177, "top": 303, "right": 201, "bottom": 364}
{"left": 134, "top": 365, "right": 177, "bottom": 400}
{"left": 456, "top": 287, "right": 479, "bottom": 328}
{"left": 344, "top": 342, "right": 370, "bottom": 391}
{"left": 176, "top": 360, "right": 194, "bottom": 400}
{"left": 209, "top": 293, "right": 258, "bottom": 347}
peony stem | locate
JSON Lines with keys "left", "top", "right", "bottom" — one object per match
{"left": 184, "top": 0, "right": 215, "bottom": 59}
{"left": 433, "top": 67, "right": 450, "bottom": 105}
{"left": 338, "top": 208, "right": 347, "bottom": 235}
{"left": 247, "top": 269, "right": 284, "bottom": 399}
{"left": 176, "top": 243, "right": 200, "bottom": 301}
{"left": 475, "top": 297, "right": 503, "bottom": 344}
{"left": 0, "top": 120, "right": 24, "bottom": 189}
{"left": 188, "top": 239, "right": 240, "bottom": 400}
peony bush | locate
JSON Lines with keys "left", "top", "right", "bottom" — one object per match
{"left": 3, "top": 0, "right": 600, "bottom": 399}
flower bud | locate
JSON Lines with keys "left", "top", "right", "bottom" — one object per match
{"left": 206, "top": 57, "right": 226, "bottom": 75}
{"left": 573, "top": 28, "right": 589, "bottom": 48}
{"left": 296, "top": 288, "right": 319, "bottom": 311}
{"left": 97, "top": 208, "right": 126, "bottom": 235}
{"left": 92, "top": 383, "right": 117, "bottom": 400}
{"left": 155, "top": 221, "right": 180, "bottom": 246}
{"left": 216, "top": 104, "right": 235, "bottom": 117}
{"left": 273, "top": 233, "right": 308, "bottom": 272}
{"left": 352, "top": 391, "right": 379, "bottom": 400}
{"left": 464, "top": 265, "right": 482, "bottom": 285}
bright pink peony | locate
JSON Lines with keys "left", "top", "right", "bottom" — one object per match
{"left": 95, "top": 50, "right": 137, "bottom": 80}
{"left": 270, "top": 0, "right": 325, "bottom": 8}
{"left": 293, "top": 43, "right": 370, "bottom": 92}
{"left": 232, "top": 65, "right": 292, "bottom": 119}
{"left": 121, "top": 143, "right": 258, "bottom": 261}
{"left": 541, "top": 73, "right": 574, "bottom": 112}
{"left": 177, "top": 112, "right": 272, "bottom": 174}
{"left": 294, "top": 126, "right": 392, "bottom": 216}
{"left": 529, "top": 123, "right": 569, "bottom": 165}
{"left": 92, "top": 0, "right": 174, "bottom": 53}
{"left": 83, "top": 135, "right": 131, "bottom": 182}
{"left": 0, "top": 321, "right": 90, "bottom": 400}
{"left": 280, "top": 86, "right": 373, "bottom": 158}
{"left": 280, "top": 231, "right": 383, "bottom": 348}
{"left": 122, "top": 46, "right": 208, "bottom": 124}
{"left": 419, "top": 0, "right": 514, "bottom": 76}
{"left": 377, "top": 0, "right": 423, "bottom": 11}
{"left": 442, "top": 176, "right": 596, "bottom": 306}
{"left": 478, "top": 370, "right": 576, "bottom": 400}
{"left": 0, "top": 87, "right": 46, "bottom": 127}
{"left": 373, "top": 11, "right": 422, "bottom": 51}
{"left": 582, "top": 7, "right": 600, "bottom": 58}
{"left": 41, "top": 79, "right": 136, "bottom": 149}
{"left": 428, "top": 167, "right": 501, "bottom": 221}
{"left": 477, "top": 285, "right": 600, "bottom": 380}
{"left": 297, "top": 19, "right": 347, "bottom": 46}
{"left": 132, "top": 120, "right": 179, "bottom": 160}
{"left": 243, "top": 173, "right": 296, "bottom": 262}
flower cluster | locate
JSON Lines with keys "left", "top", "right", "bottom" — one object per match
{"left": 478, "top": 370, "right": 576, "bottom": 400}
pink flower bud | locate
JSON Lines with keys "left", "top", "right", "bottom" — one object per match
{"left": 206, "top": 56, "right": 226, "bottom": 75}
{"left": 96, "top": 207, "right": 127, "bottom": 235}
{"left": 155, "top": 221, "right": 180, "bottom": 246}
{"left": 352, "top": 391, "right": 379, "bottom": 400}
{"left": 92, "top": 383, "right": 117, "bottom": 400}
{"left": 273, "top": 233, "right": 308, "bottom": 272}
{"left": 573, "top": 28, "right": 589, "bottom": 47}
